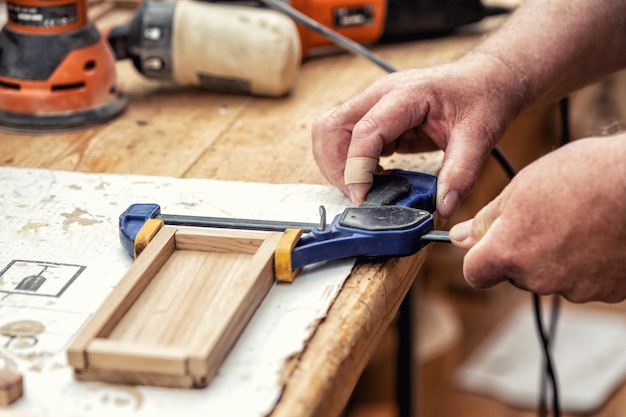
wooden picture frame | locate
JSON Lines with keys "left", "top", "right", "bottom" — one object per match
{"left": 67, "top": 225, "right": 283, "bottom": 388}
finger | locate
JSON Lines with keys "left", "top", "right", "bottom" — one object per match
{"left": 459, "top": 199, "right": 509, "bottom": 289}
{"left": 345, "top": 92, "right": 431, "bottom": 203}
{"left": 347, "top": 183, "right": 373, "bottom": 206}
{"left": 311, "top": 87, "right": 393, "bottom": 191}
{"left": 462, "top": 224, "right": 511, "bottom": 289}
{"left": 449, "top": 219, "right": 472, "bottom": 247}
{"left": 449, "top": 200, "right": 499, "bottom": 249}
{"left": 311, "top": 111, "right": 351, "bottom": 191}
{"left": 349, "top": 91, "right": 430, "bottom": 155}
{"left": 344, "top": 156, "right": 381, "bottom": 205}
{"left": 436, "top": 129, "right": 492, "bottom": 217}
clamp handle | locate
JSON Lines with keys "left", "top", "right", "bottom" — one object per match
{"left": 274, "top": 171, "right": 438, "bottom": 281}
{"left": 383, "top": 170, "right": 436, "bottom": 211}
{"left": 288, "top": 206, "right": 434, "bottom": 272}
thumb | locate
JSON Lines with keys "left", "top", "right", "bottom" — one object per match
{"left": 449, "top": 198, "right": 501, "bottom": 249}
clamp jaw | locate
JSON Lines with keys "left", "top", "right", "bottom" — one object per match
{"left": 119, "top": 203, "right": 161, "bottom": 258}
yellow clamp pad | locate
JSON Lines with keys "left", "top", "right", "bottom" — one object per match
{"left": 274, "top": 228, "right": 303, "bottom": 283}
{"left": 134, "top": 218, "right": 165, "bottom": 258}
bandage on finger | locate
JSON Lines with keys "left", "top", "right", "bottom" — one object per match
{"left": 344, "top": 157, "right": 379, "bottom": 185}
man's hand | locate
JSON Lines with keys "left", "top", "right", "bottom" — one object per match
{"left": 450, "top": 135, "right": 626, "bottom": 303}
{"left": 311, "top": 0, "right": 626, "bottom": 218}
{"left": 311, "top": 54, "right": 525, "bottom": 218}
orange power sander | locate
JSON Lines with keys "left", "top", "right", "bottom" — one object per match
{"left": 0, "top": 0, "right": 126, "bottom": 132}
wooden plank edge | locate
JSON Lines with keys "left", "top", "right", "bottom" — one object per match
{"left": 67, "top": 227, "right": 177, "bottom": 370}
{"left": 73, "top": 368, "right": 197, "bottom": 389}
{"left": 86, "top": 339, "right": 189, "bottom": 375}
{"left": 174, "top": 226, "right": 269, "bottom": 254}
{"left": 269, "top": 247, "right": 434, "bottom": 417}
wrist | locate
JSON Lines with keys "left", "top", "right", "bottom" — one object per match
{"left": 458, "top": 51, "right": 530, "bottom": 123}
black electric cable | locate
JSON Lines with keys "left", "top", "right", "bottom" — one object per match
{"left": 489, "top": 147, "right": 562, "bottom": 417}
{"left": 537, "top": 96, "right": 569, "bottom": 417}
{"left": 535, "top": 293, "right": 562, "bottom": 417}
{"left": 559, "top": 97, "right": 571, "bottom": 146}
{"left": 491, "top": 97, "right": 570, "bottom": 417}
{"left": 260, "top": 2, "right": 563, "bottom": 415}
{"left": 490, "top": 146, "right": 517, "bottom": 179}
{"left": 538, "top": 294, "right": 562, "bottom": 417}
{"left": 258, "top": 0, "right": 397, "bottom": 73}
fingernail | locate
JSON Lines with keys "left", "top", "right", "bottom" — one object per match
{"left": 449, "top": 220, "right": 472, "bottom": 244}
{"left": 441, "top": 190, "right": 461, "bottom": 216}
{"left": 347, "top": 185, "right": 366, "bottom": 206}
{"left": 347, "top": 187, "right": 358, "bottom": 206}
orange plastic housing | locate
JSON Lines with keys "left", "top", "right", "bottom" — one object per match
{"left": 6, "top": 0, "right": 87, "bottom": 34}
{"left": 0, "top": 39, "right": 121, "bottom": 114}
{"left": 291, "top": 0, "right": 387, "bottom": 56}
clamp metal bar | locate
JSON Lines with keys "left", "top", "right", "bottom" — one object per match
{"left": 158, "top": 213, "right": 319, "bottom": 233}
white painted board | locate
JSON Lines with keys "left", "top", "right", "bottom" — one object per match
{"left": 0, "top": 167, "right": 355, "bottom": 417}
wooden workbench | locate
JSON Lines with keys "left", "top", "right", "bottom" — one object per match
{"left": 0, "top": 2, "right": 475, "bottom": 412}
{"left": 2, "top": 0, "right": 492, "bottom": 410}
{"left": 0, "top": 2, "right": 456, "bottom": 414}
{"left": 7, "top": 2, "right": 625, "bottom": 417}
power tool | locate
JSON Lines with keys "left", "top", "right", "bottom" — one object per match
{"left": 223, "top": 0, "right": 510, "bottom": 57}
{"left": 0, "top": 0, "right": 127, "bottom": 132}
{"left": 0, "top": 0, "right": 507, "bottom": 130}
{"left": 106, "top": 0, "right": 302, "bottom": 97}
{"left": 107, "top": 0, "right": 506, "bottom": 97}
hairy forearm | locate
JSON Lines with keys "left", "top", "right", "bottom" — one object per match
{"left": 467, "top": 0, "right": 626, "bottom": 109}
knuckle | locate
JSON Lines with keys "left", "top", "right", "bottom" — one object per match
{"left": 313, "top": 110, "right": 342, "bottom": 134}
{"left": 352, "top": 117, "right": 379, "bottom": 138}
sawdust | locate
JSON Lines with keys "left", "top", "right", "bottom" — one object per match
{"left": 61, "top": 207, "right": 102, "bottom": 230}
{"left": 95, "top": 181, "right": 110, "bottom": 190}
{"left": 19, "top": 221, "right": 49, "bottom": 233}
{"left": 90, "top": 382, "right": 144, "bottom": 409}
{"left": 40, "top": 194, "right": 56, "bottom": 204}
{"left": 18, "top": 351, "right": 54, "bottom": 362}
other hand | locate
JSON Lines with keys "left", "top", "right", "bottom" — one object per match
{"left": 450, "top": 134, "right": 626, "bottom": 303}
